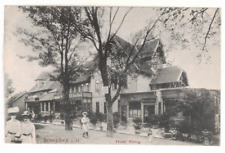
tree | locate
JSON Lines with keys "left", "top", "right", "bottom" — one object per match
{"left": 78, "top": 7, "right": 166, "bottom": 137}
{"left": 179, "top": 89, "right": 216, "bottom": 133}
{"left": 4, "top": 73, "right": 15, "bottom": 98}
{"left": 17, "top": 6, "right": 85, "bottom": 130}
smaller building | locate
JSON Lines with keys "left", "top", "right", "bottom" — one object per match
{"left": 7, "top": 91, "right": 28, "bottom": 118}
{"left": 120, "top": 88, "right": 220, "bottom": 126}
{"left": 24, "top": 72, "right": 62, "bottom": 118}
{"left": 119, "top": 65, "right": 220, "bottom": 132}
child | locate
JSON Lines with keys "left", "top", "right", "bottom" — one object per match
{"left": 81, "top": 112, "right": 89, "bottom": 138}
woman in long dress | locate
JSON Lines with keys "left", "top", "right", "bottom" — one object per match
{"left": 21, "top": 111, "right": 36, "bottom": 144}
{"left": 81, "top": 112, "right": 89, "bottom": 138}
{"left": 5, "top": 107, "right": 21, "bottom": 143}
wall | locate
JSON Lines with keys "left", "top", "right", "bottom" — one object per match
{"left": 90, "top": 71, "right": 107, "bottom": 113}
{"left": 136, "top": 75, "right": 152, "bottom": 92}
{"left": 90, "top": 71, "right": 139, "bottom": 113}
{"left": 12, "top": 93, "right": 28, "bottom": 118}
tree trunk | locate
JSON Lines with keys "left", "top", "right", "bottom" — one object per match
{"left": 62, "top": 79, "right": 73, "bottom": 131}
{"left": 106, "top": 90, "right": 114, "bottom": 137}
{"left": 64, "top": 103, "right": 73, "bottom": 130}
{"left": 106, "top": 101, "right": 113, "bottom": 137}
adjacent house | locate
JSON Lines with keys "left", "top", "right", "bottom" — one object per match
{"left": 7, "top": 91, "right": 28, "bottom": 119}
{"left": 24, "top": 72, "right": 62, "bottom": 118}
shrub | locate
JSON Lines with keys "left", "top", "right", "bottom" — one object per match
{"left": 96, "top": 112, "right": 106, "bottom": 122}
{"left": 49, "top": 114, "right": 53, "bottom": 123}
{"left": 88, "top": 112, "right": 98, "bottom": 125}
{"left": 35, "top": 114, "right": 43, "bottom": 122}
{"left": 60, "top": 113, "right": 64, "bottom": 120}
{"left": 133, "top": 117, "right": 142, "bottom": 130}
{"left": 44, "top": 116, "right": 48, "bottom": 122}
{"left": 133, "top": 117, "right": 142, "bottom": 125}
{"left": 145, "top": 115, "right": 161, "bottom": 125}
{"left": 176, "top": 120, "right": 192, "bottom": 134}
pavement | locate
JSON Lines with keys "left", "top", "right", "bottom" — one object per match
{"left": 35, "top": 123, "right": 201, "bottom": 145}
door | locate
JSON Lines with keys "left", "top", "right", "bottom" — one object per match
{"left": 121, "top": 106, "right": 127, "bottom": 121}
{"left": 143, "top": 105, "right": 155, "bottom": 123}
{"left": 96, "top": 102, "right": 99, "bottom": 113}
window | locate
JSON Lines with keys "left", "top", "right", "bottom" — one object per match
{"left": 122, "top": 75, "right": 128, "bottom": 89}
{"left": 82, "top": 103, "right": 91, "bottom": 112}
{"left": 112, "top": 82, "right": 117, "bottom": 90}
{"left": 121, "top": 106, "right": 127, "bottom": 121}
{"left": 82, "top": 98, "right": 92, "bottom": 112}
{"left": 104, "top": 102, "right": 107, "bottom": 114}
{"left": 177, "top": 112, "right": 183, "bottom": 117}
{"left": 70, "top": 86, "right": 74, "bottom": 93}
{"left": 158, "top": 102, "right": 161, "bottom": 114}
{"left": 80, "top": 84, "right": 83, "bottom": 92}
{"left": 95, "top": 81, "right": 100, "bottom": 91}
{"left": 112, "top": 75, "right": 128, "bottom": 90}
{"left": 86, "top": 83, "right": 90, "bottom": 92}
{"left": 41, "top": 103, "right": 44, "bottom": 111}
{"left": 129, "top": 102, "right": 141, "bottom": 118}
{"left": 96, "top": 102, "right": 99, "bottom": 113}
{"left": 75, "top": 86, "right": 78, "bottom": 92}
{"left": 118, "top": 100, "right": 120, "bottom": 113}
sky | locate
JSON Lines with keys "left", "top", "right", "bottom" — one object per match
{"left": 4, "top": 6, "right": 221, "bottom": 93}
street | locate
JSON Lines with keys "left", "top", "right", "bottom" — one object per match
{"left": 36, "top": 124, "right": 201, "bottom": 145}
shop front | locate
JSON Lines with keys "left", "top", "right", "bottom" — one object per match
{"left": 120, "top": 91, "right": 159, "bottom": 122}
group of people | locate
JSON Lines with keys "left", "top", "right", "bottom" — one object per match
{"left": 5, "top": 107, "right": 36, "bottom": 144}
{"left": 5, "top": 107, "right": 90, "bottom": 143}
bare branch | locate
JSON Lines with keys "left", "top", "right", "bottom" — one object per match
{"left": 126, "top": 12, "right": 164, "bottom": 69}
{"left": 202, "top": 8, "right": 219, "bottom": 51}
{"left": 109, "top": 8, "right": 132, "bottom": 43}
{"left": 107, "top": 7, "right": 119, "bottom": 42}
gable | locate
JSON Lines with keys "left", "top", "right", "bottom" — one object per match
{"left": 151, "top": 66, "right": 187, "bottom": 85}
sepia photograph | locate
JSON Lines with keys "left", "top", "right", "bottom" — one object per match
{"left": 3, "top": 5, "right": 221, "bottom": 146}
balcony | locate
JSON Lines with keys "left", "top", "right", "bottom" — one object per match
{"left": 54, "top": 92, "right": 92, "bottom": 100}
{"left": 25, "top": 95, "right": 40, "bottom": 102}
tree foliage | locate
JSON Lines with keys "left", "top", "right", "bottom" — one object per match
{"left": 17, "top": 6, "right": 86, "bottom": 130}
{"left": 4, "top": 74, "right": 15, "bottom": 98}
{"left": 158, "top": 8, "right": 220, "bottom": 61}
{"left": 165, "top": 89, "right": 216, "bottom": 133}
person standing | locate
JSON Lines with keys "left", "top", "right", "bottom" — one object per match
{"left": 21, "top": 111, "right": 36, "bottom": 144}
{"left": 81, "top": 112, "right": 89, "bottom": 138}
{"left": 5, "top": 107, "right": 22, "bottom": 143}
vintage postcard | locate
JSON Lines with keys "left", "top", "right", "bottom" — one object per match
{"left": 3, "top": 5, "right": 221, "bottom": 146}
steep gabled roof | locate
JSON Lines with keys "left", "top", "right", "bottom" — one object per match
{"left": 35, "top": 71, "right": 51, "bottom": 81}
{"left": 137, "top": 39, "right": 160, "bottom": 58}
{"left": 112, "top": 35, "right": 162, "bottom": 59}
{"left": 8, "top": 91, "right": 27, "bottom": 104}
{"left": 111, "top": 35, "right": 164, "bottom": 76}
{"left": 71, "top": 74, "right": 91, "bottom": 84}
{"left": 151, "top": 66, "right": 185, "bottom": 84}
{"left": 29, "top": 81, "right": 61, "bottom": 93}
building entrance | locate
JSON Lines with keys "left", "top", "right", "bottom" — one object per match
{"left": 143, "top": 105, "right": 155, "bottom": 123}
